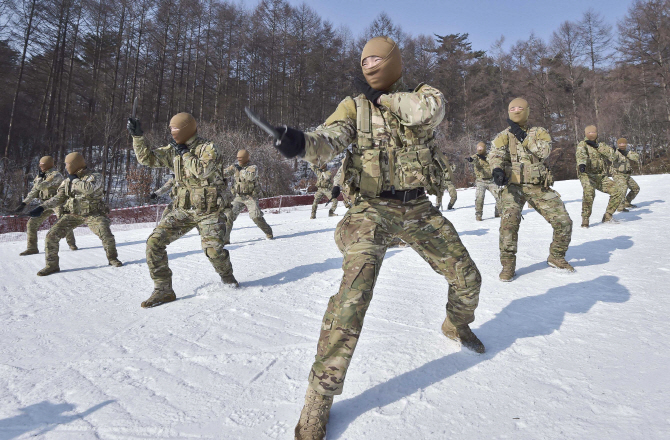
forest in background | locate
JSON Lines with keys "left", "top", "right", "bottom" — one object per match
{"left": 1, "top": 0, "right": 669, "bottom": 209}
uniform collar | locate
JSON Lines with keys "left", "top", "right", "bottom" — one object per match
{"left": 185, "top": 134, "right": 198, "bottom": 146}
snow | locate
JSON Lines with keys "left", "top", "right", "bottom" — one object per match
{"left": 1, "top": 175, "right": 669, "bottom": 440}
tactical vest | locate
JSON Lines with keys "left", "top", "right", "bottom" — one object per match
{"left": 38, "top": 172, "right": 59, "bottom": 201}
{"left": 347, "top": 91, "right": 446, "bottom": 199}
{"left": 504, "top": 129, "right": 552, "bottom": 186}
{"left": 473, "top": 156, "right": 493, "bottom": 181}
{"left": 172, "top": 138, "right": 227, "bottom": 214}
{"left": 63, "top": 172, "right": 108, "bottom": 216}
{"left": 234, "top": 165, "right": 257, "bottom": 195}
{"left": 577, "top": 142, "right": 605, "bottom": 175}
{"left": 612, "top": 151, "right": 632, "bottom": 174}
{"left": 316, "top": 169, "right": 332, "bottom": 189}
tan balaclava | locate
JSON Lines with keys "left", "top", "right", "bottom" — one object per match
{"left": 65, "top": 152, "right": 86, "bottom": 175}
{"left": 361, "top": 36, "right": 403, "bottom": 91}
{"left": 585, "top": 125, "right": 598, "bottom": 141}
{"left": 237, "top": 149, "right": 250, "bottom": 166}
{"left": 39, "top": 156, "right": 54, "bottom": 172}
{"left": 617, "top": 138, "right": 628, "bottom": 151}
{"left": 508, "top": 98, "right": 529, "bottom": 125}
{"left": 169, "top": 113, "right": 197, "bottom": 144}
{"left": 476, "top": 142, "right": 486, "bottom": 155}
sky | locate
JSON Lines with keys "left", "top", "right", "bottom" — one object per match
{"left": 239, "top": 0, "right": 635, "bottom": 52}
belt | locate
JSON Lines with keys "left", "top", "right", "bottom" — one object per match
{"left": 379, "top": 187, "right": 425, "bottom": 203}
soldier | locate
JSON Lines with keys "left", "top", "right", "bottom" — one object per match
{"left": 222, "top": 149, "right": 273, "bottom": 241}
{"left": 255, "top": 36, "right": 484, "bottom": 440}
{"left": 613, "top": 138, "right": 640, "bottom": 213}
{"left": 576, "top": 126, "right": 626, "bottom": 227}
{"left": 127, "top": 112, "right": 238, "bottom": 308}
{"left": 490, "top": 98, "right": 574, "bottom": 282}
{"left": 436, "top": 160, "right": 457, "bottom": 210}
{"left": 26, "top": 152, "right": 122, "bottom": 276}
{"left": 150, "top": 175, "right": 175, "bottom": 221}
{"left": 465, "top": 142, "right": 501, "bottom": 221}
{"left": 14, "top": 155, "right": 77, "bottom": 255}
{"left": 309, "top": 164, "right": 338, "bottom": 219}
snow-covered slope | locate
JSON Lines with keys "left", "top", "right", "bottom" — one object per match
{"left": 1, "top": 175, "right": 669, "bottom": 440}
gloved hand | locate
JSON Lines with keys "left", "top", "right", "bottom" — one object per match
{"left": 465, "top": 156, "right": 474, "bottom": 163}
{"left": 354, "top": 77, "right": 385, "bottom": 107}
{"left": 127, "top": 117, "right": 143, "bottom": 136}
{"left": 170, "top": 139, "right": 189, "bottom": 155}
{"left": 29, "top": 206, "right": 45, "bottom": 218}
{"left": 585, "top": 140, "right": 598, "bottom": 148}
{"left": 507, "top": 118, "right": 527, "bottom": 143}
{"left": 68, "top": 173, "right": 78, "bottom": 181}
{"left": 149, "top": 192, "right": 157, "bottom": 200}
{"left": 477, "top": 154, "right": 487, "bottom": 161}
{"left": 578, "top": 164, "right": 586, "bottom": 173}
{"left": 234, "top": 164, "right": 242, "bottom": 171}
{"left": 38, "top": 171, "right": 46, "bottom": 179}
{"left": 331, "top": 186, "right": 341, "bottom": 199}
{"left": 275, "top": 126, "right": 306, "bottom": 158}
{"left": 492, "top": 168, "right": 508, "bottom": 187}
{"left": 620, "top": 149, "right": 629, "bottom": 156}
{"left": 14, "top": 202, "right": 26, "bottom": 213}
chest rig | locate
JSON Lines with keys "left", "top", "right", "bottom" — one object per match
{"left": 38, "top": 171, "right": 59, "bottom": 200}
{"left": 505, "top": 129, "right": 552, "bottom": 187}
{"left": 347, "top": 91, "right": 446, "bottom": 199}
{"left": 234, "top": 165, "right": 257, "bottom": 195}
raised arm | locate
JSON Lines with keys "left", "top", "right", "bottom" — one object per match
{"left": 132, "top": 136, "right": 174, "bottom": 169}
{"left": 378, "top": 84, "right": 445, "bottom": 128}
{"left": 303, "top": 97, "right": 358, "bottom": 166}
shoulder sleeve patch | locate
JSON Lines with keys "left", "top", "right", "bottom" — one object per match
{"left": 324, "top": 97, "right": 357, "bottom": 126}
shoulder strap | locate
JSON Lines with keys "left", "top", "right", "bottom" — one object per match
{"left": 355, "top": 96, "right": 372, "bottom": 134}
{"left": 509, "top": 131, "right": 518, "bottom": 162}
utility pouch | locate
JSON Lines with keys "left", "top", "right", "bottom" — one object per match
{"left": 525, "top": 163, "right": 546, "bottom": 185}
{"left": 544, "top": 169, "right": 555, "bottom": 188}
{"left": 191, "top": 187, "right": 207, "bottom": 214}
{"left": 205, "top": 187, "right": 219, "bottom": 213}
{"left": 509, "top": 162, "right": 523, "bottom": 184}
{"left": 359, "top": 150, "right": 382, "bottom": 197}
{"left": 396, "top": 148, "right": 430, "bottom": 189}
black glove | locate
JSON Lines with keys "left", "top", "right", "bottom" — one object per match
{"left": 14, "top": 202, "right": 26, "bottom": 213}
{"left": 28, "top": 206, "right": 44, "bottom": 218}
{"left": 465, "top": 156, "right": 474, "bottom": 163}
{"left": 585, "top": 140, "right": 597, "bottom": 148}
{"left": 507, "top": 118, "right": 527, "bottom": 143}
{"left": 38, "top": 171, "right": 46, "bottom": 179}
{"left": 68, "top": 173, "right": 78, "bottom": 181}
{"left": 275, "top": 126, "right": 306, "bottom": 158}
{"left": 331, "top": 186, "right": 341, "bottom": 199}
{"left": 149, "top": 192, "right": 157, "bottom": 200}
{"left": 170, "top": 139, "right": 189, "bottom": 156}
{"left": 477, "top": 154, "right": 487, "bottom": 161}
{"left": 127, "top": 117, "right": 143, "bottom": 136}
{"left": 234, "top": 164, "right": 242, "bottom": 171}
{"left": 492, "top": 168, "right": 508, "bottom": 186}
{"left": 578, "top": 164, "right": 586, "bottom": 173}
{"left": 354, "top": 77, "right": 385, "bottom": 107}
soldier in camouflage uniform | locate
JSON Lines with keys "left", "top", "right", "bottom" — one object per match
{"left": 490, "top": 98, "right": 574, "bottom": 282}
{"left": 222, "top": 149, "right": 273, "bottom": 241}
{"left": 576, "top": 126, "right": 626, "bottom": 227}
{"left": 436, "top": 161, "right": 457, "bottom": 210}
{"left": 127, "top": 112, "right": 238, "bottom": 308}
{"left": 612, "top": 138, "right": 640, "bottom": 213}
{"left": 150, "top": 176, "right": 175, "bottom": 221}
{"left": 27, "top": 152, "right": 122, "bottom": 276}
{"left": 256, "top": 36, "right": 484, "bottom": 440}
{"left": 14, "top": 156, "right": 77, "bottom": 255}
{"left": 465, "top": 142, "right": 501, "bottom": 221}
{"left": 309, "top": 164, "right": 338, "bottom": 218}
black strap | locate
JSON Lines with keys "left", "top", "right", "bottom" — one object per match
{"left": 379, "top": 188, "right": 425, "bottom": 202}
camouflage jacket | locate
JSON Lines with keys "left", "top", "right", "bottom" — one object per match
{"left": 133, "top": 134, "right": 229, "bottom": 213}
{"left": 41, "top": 169, "right": 107, "bottom": 216}
{"left": 311, "top": 165, "right": 333, "bottom": 190}
{"left": 442, "top": 161, "right": 456, "bottom": 183}
{"left": 154, "top": 177, "right": 175, "bottom": 198}
{"left": 23, "top": 169, "right": 65, "bottom": 204}
{"left": 610, "top": 148, "right": 640, "bottom": 175}
{"left": 303, "top": 78, "right": 446, "bottom": 198}
{"left": 223, "top": 163, "right": 260, "bottom": 197}
{"left": 469, "top": 154, "right": 493, "bottom": 181}
{"left": 576, "top": 139, "right": 610, "bottom": 175}
{"left": 490, "top": 125, "right": 553, "bottom": 186}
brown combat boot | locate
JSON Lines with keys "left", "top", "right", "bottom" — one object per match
{"left": 499, "top": 257, "right": 516, "bottom": 282}
{"left": 628, "top": 203, "right": 637, "bottom": 208}
{"left": 447, "top": 202, "right": 455, "bottom": 210}
{"left": 441, "top": 316, "right": 485, "bottom": 353}
{"left": 310, "top": 213, "right": 316, "bottom": 219}
{"left": 221, "top": 274, "right": 240, "bottom": 288}
{"left": 69, "top": 245, "right": 78, "bottom": 251}
{"left": 547, "top": 255, "right": 575, "bottom": 272}
{"left": 602, "top": 213, "right": 618, "bottom": 223}
{"left": 108, "top": 258, "right": 123, "bottom": 267}
{"left": 20, "top": 249, "right": 39, "bottom": 256}
{"left": 295, "top": 387, "right": 333, "bottom": 440}
{"left": 328, "top": 211, "right": 337, "bottom": 217}
{"left": 476, "top": 214, "right": 482, "bottom": 221}
{"left": 141, "top": 283, "right": 177, "bottom": 308}
{"left": 37, "top": 265, "right": 60, "bottom": 276}
{"left": 581, "top": 217, "right": 589, "bottom": 228}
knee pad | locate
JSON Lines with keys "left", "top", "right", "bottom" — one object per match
{"left": 205, "top": 246, "right": 228, "bottom": 260}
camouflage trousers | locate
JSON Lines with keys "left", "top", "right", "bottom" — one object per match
{"left": 475, "top": 179, "right": 501, "bottom": 217}
{"left": 499, "top": 184, "right": 572, "bottom": 262}
{"left": 579, "top": 173, "right": 625, "bottom": 219}
{"left": 160, "top": 203, "right": 173, "bottom": 222}
{"left": 25, "top": 208, "right": 76, "bottom": 251}
{"left": 436, "top": 181, "right": 457, "bottom": 209}
{"left": 45, "top": 214, "right": 117, "bottom": 268}
{"left": 225, "top": 194, "right": 273, "bottom": 241}
{"left": 308, "top": 196, "right": 481, "bottom": 396}
{"left": 312, "top": 188, "right": 338, "bottom": 216}
{"left": 147, "top": 208, "right": 233, "bottom": 288}
{"left": 614, "top": 174, "right": 640, "bottom": 210}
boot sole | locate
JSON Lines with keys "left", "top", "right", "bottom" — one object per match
{"left": 141, "top": 297, "right": 177, "bottom": 308}
{"left": 499, "top": 276, "right": 514, "bottom": 282}
{"left": 547, "top": 261, "right": 575, "bottom": 272}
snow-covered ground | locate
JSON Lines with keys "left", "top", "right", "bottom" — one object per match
{"left": 1, "top": 175, "right": 669, "bottom": 440}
